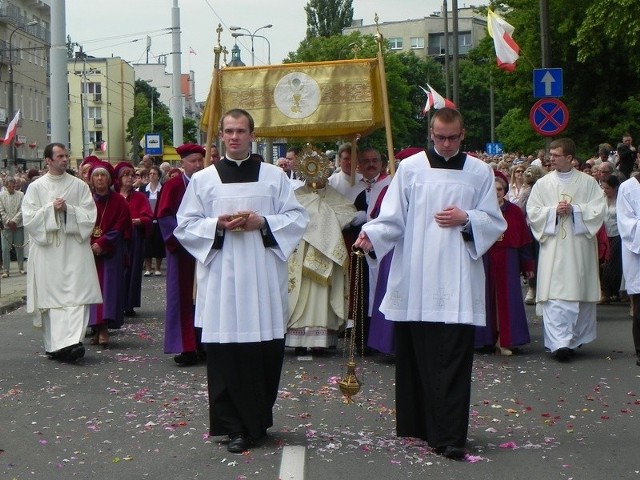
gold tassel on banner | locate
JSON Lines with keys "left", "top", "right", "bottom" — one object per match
{"left": 338, "top": 247, "right": 365, "bottom": 403}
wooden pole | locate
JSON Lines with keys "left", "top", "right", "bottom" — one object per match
{"left": 374, "top": 14, "right": 395, "bottom": 176}
{"left": 204, "top": 24, "right": 223, "bottom": 167}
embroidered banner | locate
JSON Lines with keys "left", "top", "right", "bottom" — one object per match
{"left": 201, "top": 58, "right": 385, "bottom": 139}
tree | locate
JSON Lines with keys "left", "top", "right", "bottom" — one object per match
{"left": 304, "top": 0, "right": 353, "bottom": 39}
{"left": 125, "top": 80, "right": 171, "bottom": 160}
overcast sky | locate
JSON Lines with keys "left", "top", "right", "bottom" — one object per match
{"left": 66, "top": 0, "right": 484, "bottom": 102}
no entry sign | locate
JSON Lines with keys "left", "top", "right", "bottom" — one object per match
{"left": 529, "top": 98, "right": 569, "bottom": 137}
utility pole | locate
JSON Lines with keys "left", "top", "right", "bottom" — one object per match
{"left": 170, "top": 0, "right": 184, "bottom": 147}
{"left": 50, "top": 0, "right": 69, "bottom": 148}
{"left": 443, "top": 1, "right": 450, "bottom": 99}
{"left": 79, "top": 45, "right": 90, "bottom": 157}
{"left": 451, "top": 0, "right": 459, "bottom": 107}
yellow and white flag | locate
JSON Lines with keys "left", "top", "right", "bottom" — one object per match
{"left": 201, "top": 58, "right": 385, "bottom": 138}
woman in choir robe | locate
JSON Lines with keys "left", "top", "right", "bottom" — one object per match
{"left": 88, "top": 161, "right": 132, "bottom": 347}
{"left": 114, "top": 162, "right": 153, "bottom": 316}
{"left": 475, "top": 172, "right": 534, "bottom": 355}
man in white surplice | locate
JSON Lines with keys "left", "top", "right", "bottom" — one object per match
{"left": 174, "top": 109, "right": 308, "bottom": 454}
{"left": 617, "top": 170, "right": 640, "bottom": 366}
{"left": 527, "top": 137, "right": 606, "bottom": 361}
{"left": 354, "top": 108, "right": 506, "bottom": 460}
{"left": 22, "top": 142, "right": 102, "bottom": 363}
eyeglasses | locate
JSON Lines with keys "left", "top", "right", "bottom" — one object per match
{"left": 433, "top": 133, "right": 462, "bottom": 143}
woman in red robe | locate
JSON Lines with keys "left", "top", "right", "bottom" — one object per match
{"left": 88, "top": 161, "right": 132, "bottom": 347}
{"left": 114, "top": 162, "right": 153, "bottom": 316}
{"left": 476, "top": 172, "right": 534, "bottom": 355}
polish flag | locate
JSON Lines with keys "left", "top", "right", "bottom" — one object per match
{"left": 2, "top": 110, "right": 20, "bottom": 145}
{"left": 419, "top": 85, "right": 456, "bottom": 114}
{"left": 487, "top": 9, "right": 520, "bottom": 72}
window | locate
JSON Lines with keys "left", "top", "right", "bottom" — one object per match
{"left": 389, "top": 37, "right": 403, "bottom": 50}
{"left": 88, "top": 107, "right": 102, "bottom": 119}
{"left": 459, "top": 33, "right": 472, "bottom": 54}
{"left": 410, "top": 37, "right": 425, "bottom": 49}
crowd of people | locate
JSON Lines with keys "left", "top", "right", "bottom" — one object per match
{"left": 9, "top": 107, "right": 640, "bottom": 460}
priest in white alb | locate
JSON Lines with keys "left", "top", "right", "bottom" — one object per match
{"left": 22, "top": 142, "right": 102, "bottom": 363}
{"left": 527, "top": 137, "right": 606, "bottom": 362}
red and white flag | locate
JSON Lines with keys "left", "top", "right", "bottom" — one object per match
{"left": 419, "top": 85, "right": 456, "bottom": 114}
{"left": 487, "top": 9, "right": 520, "bottom": 72}
{"left": 2, "top": 110, "right": 20, "bottom": 145}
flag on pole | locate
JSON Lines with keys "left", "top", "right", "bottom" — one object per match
{"left": 189, "top": 46, "right": 197, "bottom": 55}
{"left": 2, "top": 110, "right": 20, "bottom": 145}
{"left": 200, "top": 59, "right": 385, "bottom": 138}
{"left": 487, "top": 9, "right": 520, "bottom": 72}
{"left": 419, "top": 85, "right": 456, "bottom": 113}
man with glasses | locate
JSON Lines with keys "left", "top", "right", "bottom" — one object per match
{"left": 354, "top": 108, "right": 506, "bottom": 460}
{"left": 527, "top": 138, "right": 606, "bottom": 362}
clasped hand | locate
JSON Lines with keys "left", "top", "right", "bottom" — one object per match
{"left": 434, "top": 206, "right": 467, "bottom": 228}
{"left": 217, "top": 211, "right": 264, "bottom": 231}
{"left": 556, "top": 200, "right": 573, "bottom": 216}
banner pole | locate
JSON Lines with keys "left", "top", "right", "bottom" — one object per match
{"left": 374, "top": 14, "right": 395, "bottom": 176}
{"left": 204, "top": 24, "right": 223, "bottom": 167}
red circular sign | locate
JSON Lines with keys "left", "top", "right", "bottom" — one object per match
{"left": 529, "top": 98, "right": 569, "bottom": 137}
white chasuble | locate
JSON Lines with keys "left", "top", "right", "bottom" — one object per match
{"left": 287, "top": 185, "right": 356, "bottom": 338}
{"left": 527, "top": 169, "right": 605, "bottom": 302}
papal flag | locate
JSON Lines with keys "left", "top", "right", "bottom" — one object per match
{"left": 201, "top": 58, "right": 385, "bottom": 138}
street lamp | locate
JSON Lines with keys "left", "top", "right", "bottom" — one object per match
{"left": 229, "top": 24, "right": 272, "bottom": 66}
{"left": 231, "top": 33, "right": 271, "bottom": 65}
{"left": 7, "top": 20, "right": 38, "bottom": 164}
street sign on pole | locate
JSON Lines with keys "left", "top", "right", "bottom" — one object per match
{"left": 144, "top": 133, "right": 163, "bottom": 156}
{"left": 533, "top": 68, "right": 563, "bottom": 98}
{"left": 530, "top": 98, "right": 569, "bottom": 137}
{"left": 485, "top": 142, "right": 503, "bottom": 155}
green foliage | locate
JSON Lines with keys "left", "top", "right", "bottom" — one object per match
{"left": 288, "top": 0, "right": 640, "bottom": 157}
{"left": 495, "top": 107, "right": 543, "bottom": 155}
{"left": 125, "top": 80, "right": 173, "bottom": 159}
{"left": 304, "top": 0, "right": 354, "bottom": 39}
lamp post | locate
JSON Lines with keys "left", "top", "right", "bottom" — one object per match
{"left": 231, "top": 33, "right": 271, "bottom": 65}
{"left": 229, "top": 24, "right": 272, "bottom": 66}
{"left": 7, "top": 20, "right": 37, "bottom": 164}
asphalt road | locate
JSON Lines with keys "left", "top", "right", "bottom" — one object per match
{"left": 1, "top": 274, "right": 640, "bottom": 480}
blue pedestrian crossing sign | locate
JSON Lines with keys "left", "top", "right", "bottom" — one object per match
{"left": 533, "top": 68, "right": 563, "bottom": 98}
{"left": 485, "top": 142, "right": 503, "bottom": 155}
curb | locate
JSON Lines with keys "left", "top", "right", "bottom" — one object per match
{"left": 0, "top": 295, "right": 26, "bottom": 315}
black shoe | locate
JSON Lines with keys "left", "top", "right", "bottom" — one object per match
{"left": 49, "top": 343, "right": 85, "bottom": 363}
{"left": 435, "top": 445, "right": 466, "bottom": 460}
{"left": 227, "top": 434, "right": 249, "bottom": 453}
{"left": 124, "top": 309, "right": 136, "bottom": 317}
{"left": 65, "top": 343, "right": 86, "bottom": 362}
{"left": 294, "top": 347, "right": 307, "bottom": 356}
{"left": 555, "top": 347, "right": 573, "bottom": 362}
{"left": 174, "top": 351, "right": 199, "bottom": 366}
